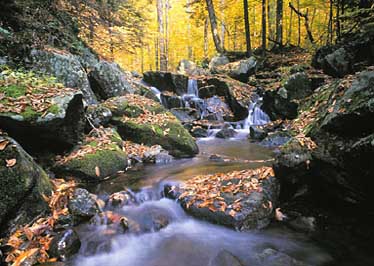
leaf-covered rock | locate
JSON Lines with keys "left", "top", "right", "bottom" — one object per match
{"left": 103, "top": 94, "right": 199, "bottom": 158}
{"left": 168, "top": 167, "right": 279, "bottom": 230}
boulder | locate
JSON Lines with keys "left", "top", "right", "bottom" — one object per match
{"left": 103, "top": 94, "right": 199, "bottom": 158}
{"left": 312, "top": 30, "right": 374, "bottom": 77}
{"left": 0, "top": 135, "right": 51, "bottom": 227}
{"left": 143, "top": 71, "right": 188, "bottom": 95}
{"left": 249, "top": 126, "right": 268, "bottom": 141}
{"left": 215, "top": 57, "right": 257, "bottom": 83}
{"left": 283, "top": 72, "right": 312, "bottom": 100}
{"left": 320, "top": 71, "right": 374, "bottom": 137}
{"left": 171, "top": 107, "right": 199, "bottom": 123}
{"left": 85, "top": 105, "right": 112, "bottom": 129}
{"left": 274, "top": 70, "right": 374, "bottom": 207}
{"left": 260, "top": 131, "right": 292, "bottom": 147}
{"left": 256, "top": 248, "right": 310, "bottom": 266}
{"left": 29, "top": 49, "right": 97, "bottom": 104}
{"left": 177, "top": 59, "right": 205, "bottom": 76}
{"left": 216, "top": 124, "right": 237, "bottom": 139}
{"left": 168, "top": 167, "right": 279, "bottom": 230}
{"left": 209, "top": 250, "right": 244, "bottom": 266}
{"left": 68, "top": 188, "right": 100, "bottom": 220}
{"left": 190, "top": 126, "right": 208, "bottom": 138}
{"left": 49, "top": 229, "right": 81, "bottom": 260}
{"left": 199, "top": 76, "right": 254, "bottom": 121}
{"left": 88, "top": 61, "right": 135, "bottom": 100}
{"left": 262, "top": 89, "right": 298, "bottom": 120}
{"left": 53, "top": 128, "right": 128, "bottom": 181}
{"left": 160, "top": 94, "right": 184, "bottom": 109}
{"left": 209, "top": 55, "right": 230, "bottom": 71}
{"left": 0, "top": 77, "right": 85, "bottom": 154}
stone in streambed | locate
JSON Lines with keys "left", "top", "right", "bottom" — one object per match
{"left": 168, "top": 167, "right": 279, "bottom": 230}
{"left": 103, "top": 94, "right": 198, "bottom": 158}
{"left": 68, "top": 188, "right": 100, "bottom": 221}
{"left": 49, "top": 229, "right": 81, "bottom": 260}
{"left": 209, "top": 250, "right": 244, "bottom": 266}
{"left": 0, "top": 135, "right": 52, "bottom": 227}
{"left": 256, "top": 248, "right": 311, "bottom": 266}
{"left": 216, "top": 124, "right": 237, "bottom": 139}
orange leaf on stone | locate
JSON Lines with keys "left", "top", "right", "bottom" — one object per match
{"left": 6, "top": 158, "right": 17, "bottom": 167}
{"left": 95, "top": 166, "right": 101, "bottom": 177}
{"left": 0, "top": 139, "right": 9, "bottom": 151}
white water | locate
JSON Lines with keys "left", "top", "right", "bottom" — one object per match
{"left": 150, "top": 86, "right": 162, "bottom": 102}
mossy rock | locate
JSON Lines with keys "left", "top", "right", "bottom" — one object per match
{"left": 53, "top": 130, "right": 128, "bottom": 181}
{"left": 114, "top": 119, "right": 198, "bottom": 158}
{"left": 0, "top": 136, "right": 51, "bottom": 227}
{"left": 55, "top": 148, "right": 127, "bottom": 181}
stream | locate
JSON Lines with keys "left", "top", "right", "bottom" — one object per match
{"left": 72, "top": 137, "right": 332, "bottom": 266}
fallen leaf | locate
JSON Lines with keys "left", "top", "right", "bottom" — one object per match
{"left": 275, "top": 208, "right": 287, "bottom": 221}
{"left": 95, "top": 166, "right": 101, "bottom": 177}
{"left": 6, "top": 158, "right": 17, "bottom": 167}
{"left": 0, "top": 139, "right": 9, "bottom": 151}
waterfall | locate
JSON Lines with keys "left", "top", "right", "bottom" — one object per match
{"left": 243, "top": 97, "right": 270, "bottom": 129}
{"left": 187, "top": 79, "right": 199, "bottom": 96}
{"left": 150, "top": 86, "right": 161, "bottom": 102}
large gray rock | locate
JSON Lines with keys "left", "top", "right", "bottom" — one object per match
{"left": 274, "top": 70, "right": 374, "bottom": 207}
{"left": 29, "top": 49, "right": 97, "bottom": 104}
{"left": 168, "top": 167, "right": 279, "bottom": 230}
{"left": 0, "top": 136, "right": 51, "bottom": 227}
{"left": 256, "top": 248, "right": 310, "bottom": 266}
{"left": 143, "top": 71, "right": 189, "bottom": 96}
{"left": 209, "top": 250, "right": 244, "bottom": 266}
{"left": 283, "top": 72, "right": 312, "bottom": 100}
{"left": 209, "top": 55, "right": 230, "bottom": 71}
{"left": 88, "top": 61, "right": 135, "bottom": 100}
{"left": 0, "top": 91, "right": 85, "bottom": 154}
{"left": 215, "top": 57, "right": 257, "bottom": 83}
{"left": 262, "top": 89, "right": 298, "bottom": 120}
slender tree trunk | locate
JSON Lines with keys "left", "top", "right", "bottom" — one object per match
{"left": 262, "top": 0, "right": 267, "bottom": 52}
{"left": 276, "top": 0, "right": 283, "bottom": 46}
{"left": 220, "top": 0, "right": 225, "bottom": 49}
{"left": 204, "top": 16, "right": 209, "bottom": 59}
{"left": 288, "top": 3, "right": 293, "bottom": 45}
{"left": 243, "top": 0, "right": 252, "bottom": 57}
{"left": 328, "top": 0, "right": 333, "bottom": 44}
{"left": 289, "top": 2, "right": 314, "bottom": 44}
{"left": 268, "top": 0, "right": 274, "bottom": 46}
{"left": 155, "top": 37, "right": 159, "bottom": 71}
{"left": 206, "top": 0, "right": 224, "bottom": 53}
{"left": 336, "top": 0, "right": 341, "bottom": 41}
{"left": 233, "top": 19, "right": 238, "bottom": 50}
{"left": 157, "top": 0, "right": 167, "bottom": 71}
{"left": 297, "top": 0, "right": 301, "bottom": 46}
{"left": 141, "top": 44, "right": 144, "bottom": 73}
{"left": 164, "top": 0, "right": 169, "bottom": 70}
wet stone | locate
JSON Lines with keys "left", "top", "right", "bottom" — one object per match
{"left": 49, "top": 229, "right": 81, "bottom": 260}
{"left": 68, "top": 188, "right": 100, "bottom": 221}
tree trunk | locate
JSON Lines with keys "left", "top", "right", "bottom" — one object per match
{"left": 297, "top": 0, "right": 301, "bottom": 46}
{"left": 336, "top": 0, "right": 341, "bottom": 41}
{"left": 155, "top": 37, "right": 159, "bottom": 71}
{"left": 164, "top": 0, "right": 169, "bottom": 70}
{"left": 206, "top": 0, "right": 224, "bottom": 53}
{"left": 328, "top": 0, "right": 333, "bottom": 44}
{"left": 268, "top": 0, "right": 274, "bottom": 47}
{"left": 288, "top": 3, "right": 293, "bottom": 45}
{"left": 204, "top": 16, "right": 209, "bottom": 59}
{"left": 233, "top": 19, "right": 238, "bottom": 50}
{"left": 157, "top": 0, "right": 167, "bottom": 71}
{"left": 220, "top": 0, "right": 225, "bottom": 49}
{"left": 262, "top": 0, "right": 267, "bottom": 52}
{"left": 243, "top": 0, "right": 252, "bottom": 57}
{"left": 276, "top": 0, "right": 283, "bottom": 46}
{"left": 289, "top": 2, "right": 314, "bottom": 44}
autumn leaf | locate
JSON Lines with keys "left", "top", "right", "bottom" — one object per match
{"left": 95, "top": 166, "right": 101, "bottom": 177}
{"left": 6, "top": 158, "right": 17, "bottom": 167}
{"left": 9, "top": 248, "right": 39, "bottom": 266}
{"left": 0, "top": 139, "right": 9, "bottom": 151}
{"left": 275, "top": 208, "right": 287, "bottom": 221}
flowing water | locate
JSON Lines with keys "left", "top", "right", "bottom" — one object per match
{"left": 73, "top": 138, "right": 332, "bottom": 266}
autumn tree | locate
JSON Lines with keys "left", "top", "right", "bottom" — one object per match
{"left": 206, "top": 0, "right": 224, "bottom": 53}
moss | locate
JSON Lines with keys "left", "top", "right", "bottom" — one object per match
{"left": 0, "top": 137, "right": 51, "bottom": 225}
{"left": 47, "top": 104, "right": 60, "bottom": 115}
{"left": 64, "top": 148, "right": 127, "bottom": 180}
{"left": 20, "top": 106, "right": 40, "bottom": 121}
{"left": 0, "top": 84, "right": 27, "bottom": 98}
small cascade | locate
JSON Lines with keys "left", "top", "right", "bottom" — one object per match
{"left": 243, "top": 97, "right": 270, "bottom": 129}
{"left": 182, "top": 79, "right": 207, "bottom": 119}
{"left": 149, "top": 86, "right": 162, "bottom": 102}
